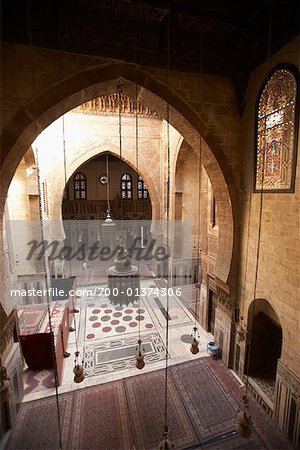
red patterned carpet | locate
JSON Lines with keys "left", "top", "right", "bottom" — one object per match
{"left": 125, "top": 368, "right": 198, "bottom": 449}
{"left": 70, "top": 381, "right": 133, "bottom": 449}
{"left": 6, "top": 394, "right": 73, "bottom": 449}
{"left": 6, "top": 358, "right": 292, "bottom": 450}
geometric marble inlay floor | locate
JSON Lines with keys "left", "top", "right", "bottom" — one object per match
{"left": 22, "top": 278, "right": 216, "bottom": 402}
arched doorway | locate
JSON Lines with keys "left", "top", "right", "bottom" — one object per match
{"left": 61, "top": 153, "right": 153, "bottom": 277}
{"left": 246, "top": 299, "right": 283, "bottom": 400}
{"left": 62, "top": 153, "right": 152, "bottom": 221}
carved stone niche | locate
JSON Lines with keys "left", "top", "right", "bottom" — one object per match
{"left": 215, "top": 276, "right": 231, "bottom": 314}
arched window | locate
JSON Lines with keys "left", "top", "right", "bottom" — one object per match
{"left": 137, "top": 176, "right": 148, "bottom": 199}
{"left": 255, "top": 66, "right": 298, "bottom": 192}
{"left": 121, "top": 173, "right": 132, "bottom": 198}
{"left": 74, "top": 172, "right": 87, "bottom": 199}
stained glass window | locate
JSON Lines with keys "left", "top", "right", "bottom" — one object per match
{"left": 137, "top": 176, "right": 148, "bottom": 199}
{"left": 74, "top": 172, "right": 87, "bottom": 199}
{"left": 255, "top": 67, "right": 297, "bottom": 192}
{"left": 121, "top": 173, "right": 132, "bottom": 198}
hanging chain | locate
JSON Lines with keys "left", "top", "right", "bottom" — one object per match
{"left": 26, "top": 0, "right": 63, "bottom": 445}
{"left": 135, "top": 83, "right": 142, "bottom": 342}
{"left": 193, "top": 133, "right": 202, "bottom": 330}
{"left": 164, "top": 0, "right": 171, "bottom": 432}
{"left": 244, "top": 2, "right": 273, "bottom": 405}
{"left": 36, "top": 147, "right": 63, "bottom": 449}
{"left": 118, "top": 80, "right": 123, "bottom": 163}
{"left": 106, "top": 152, "right": 111, "bottom": 215}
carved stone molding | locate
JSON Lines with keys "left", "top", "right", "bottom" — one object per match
{"left": 74, "top": 94, "right": 159, "bottom": 118}
{"left": 215, "top": 276, "right": 231, "bottom": 313}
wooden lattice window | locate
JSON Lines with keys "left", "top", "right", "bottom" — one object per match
{"left": 254, "top": 66, "right": 298, "bottom": 192}
{"left": 137, "top": 176, "right": 148, "bottom": 199}
{"left": 74, "top": 172, "right": 87, "bottom": 199}
{"left": 121, "top": 173, "right": 132, "bottom": 199}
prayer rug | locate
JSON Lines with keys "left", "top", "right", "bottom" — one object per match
{"left": 6, "top": 394, "right": 73, "bottom": 449}
{"left": 170, "top": 358, "right": 239, "bottom": 441}
{"left": 6, "top": 359, "right": 292, "bottom": 450}
{"left": 202, "top": 357, "right": 292, "bottom": 449}
{"left": 124, "top": 368, "right": 199, "bottom": 449}
{"left": 70, "top": 381, "right": 133, "bottom": 450}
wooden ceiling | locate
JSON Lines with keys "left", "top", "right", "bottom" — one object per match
{"left": 1, "top": 0, "right": 299, "bottom": 112}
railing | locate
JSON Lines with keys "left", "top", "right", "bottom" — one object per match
{"left": 245, "top": 376, "right": 274, "bottom": 418}
{"left": 62, "top": 199, "right": 151, "bottom": 220}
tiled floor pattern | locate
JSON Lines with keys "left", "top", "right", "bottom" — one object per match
{"left": 84, "top": 297, "right": 155, "bottom": 341}
{"left": 22, "top": 278, "right": 215, "bottom": 401}
{"left": 84, "top": 332, "right": 166, "bottom": 376}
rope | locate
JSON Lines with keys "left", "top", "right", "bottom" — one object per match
{"left": 244, "top": 1, "right": 273, "bottom": 402}
{"left": 194, "top": 132, "right": 202, "bottom": 327}
{"left": 36, "top": 148, "right": 63, "bottom": 449}
{"left": 118, "top": 81, "right": 123, "bottom": 164}
{"left": 164, "top": 0, "right": 171, "bottom": 430}
{"left": 106, "top": 152, "right": 111, "bottom": 215}
{"left": 26, "top": 0, "right": 63, "bottom": 446}
{"left": 135, "top": 82, "right": 142, "bottom": 343}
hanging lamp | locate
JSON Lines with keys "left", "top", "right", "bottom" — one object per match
{"left": 62, "top": 113, "right": 79, "bottom": 315}
{"left": 71, "top": 307, "right": 85, "bottom": 383}
{"left": 101, "top": 152, "right": 116, "bottom": 251}
{"left": 57, "top": 58, "right": 84, "bottom": 384}
{"left": 106, "top": 81, "right": 140, "bottom": 307}
{"left": 73, "top": 350, "right": 85, "bottom": 383}
{"left": 158, "top": 101, "right": 174, "bottom": 445}
{"left": 36, "top": 145, "right": 63, "bottom": 448}
{"left": 190, "top": 131, "right": 202, "bottom": 355}
{"left": 135, "top": 339, "right": 145, "bottom": 370}
{"left": 28, "top": 6, "right": 63, "bottom": 443}
{"left": 236, "top": 395, "right": 253, "bottom": 438}
{"left": 134, "top": 82, "right": 145, "bottom": 370}
{"left": 159, "top": 425, "right": 174, "bottom": 449}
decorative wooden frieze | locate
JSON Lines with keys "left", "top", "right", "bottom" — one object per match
{"left": 95, "top": 0, "right": 167, "bottom": 23}
{"left": 74, "top": 94, "right": 158, "bottom": 118}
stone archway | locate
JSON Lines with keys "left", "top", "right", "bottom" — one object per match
{"left": 0, "top": 62, "right": 238, "bottom": 288}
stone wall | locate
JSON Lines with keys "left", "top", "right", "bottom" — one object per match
{"left": 238, "top": 35, "right": 300, "bottom": 378}
{"left": 236, "top": 36, "right": 300, "bottom": 444}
